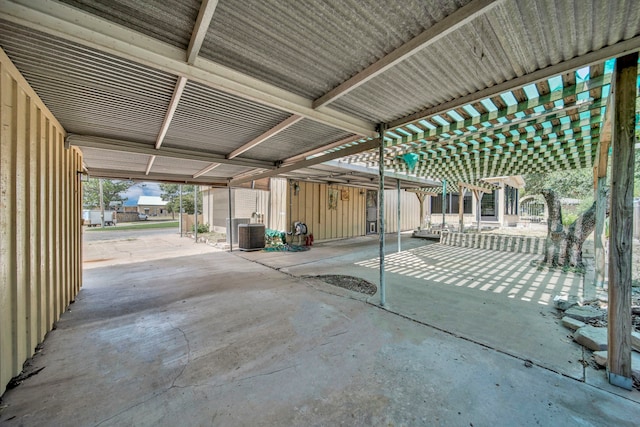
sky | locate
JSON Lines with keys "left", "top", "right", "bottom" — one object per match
{"left": 121, "top": 182, "right": 163, "bottom": 206}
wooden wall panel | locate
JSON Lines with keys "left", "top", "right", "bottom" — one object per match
{"left": 288, "top": 181, "right": 366, "bottom": 241}
{"left": 0, "top": 49, "right": 82, "bottom": 395}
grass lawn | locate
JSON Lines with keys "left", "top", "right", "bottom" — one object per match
{"left": 86, "top": 221, "right": 179, "bottom": 231}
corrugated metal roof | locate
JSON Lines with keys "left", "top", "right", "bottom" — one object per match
{"left": 244, "top": 119, "right": 354, "bottom": 163}
{"left": 80, "top": 147, "right": 149, "bottom": 172}
{"left": 200, "top": 0, "right": 470, "bottom": 99}
{"left": 58, "top": 0, "right": 200, "bottom": 50}
{"left": 0, "top": 19, "right": 175, "bottom": 144}
{"left": 162, "top": 80, "right": 292, "bottom": 156}
{"left": 1, "top": 0, "right": 638, "bottom": 186}
{"left": 330, "top": 0, "right": 640, "bottom": 123}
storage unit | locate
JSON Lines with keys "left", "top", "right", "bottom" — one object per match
{"left": 238, "top": 224, "right": 266, "bottom": 251}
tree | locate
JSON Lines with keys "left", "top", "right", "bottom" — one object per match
{"left": 159, "top": 184, "right": 203, "bottom": 216}
{"left": 524, "top": 167, "right": 605, "bottom": 268}
{"left": 523, "top": 167, "right": 594, "bottom": 200}
{"left": 541, "top": 189, "right": 600, "bottom": 268}
{"left": 83, "top": 178, "right": 133, "bottom": 209}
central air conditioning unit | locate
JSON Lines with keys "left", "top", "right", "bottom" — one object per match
{"left": 238, "top": 223, "right": 266, "bottom": 251}
{"left": 226, "top": 217, "right": 251, "bottom": 245}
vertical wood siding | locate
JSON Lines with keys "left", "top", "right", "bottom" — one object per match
{"left": 289, "top": 181, "right": 365, "bottom": 241}
{"left": 0, "top": 49, "right": 82, "bottom": 395}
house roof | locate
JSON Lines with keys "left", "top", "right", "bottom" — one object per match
{"left": 0, "top": 0, "right": 638, "bottom": 189}
{"left": 137, "top": 196, "right": 168, "bottom": 206}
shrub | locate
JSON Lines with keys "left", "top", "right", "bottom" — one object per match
{"left": 192, "top": 223, "right": 209, "bottom": 233}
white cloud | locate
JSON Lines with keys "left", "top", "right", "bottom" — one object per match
{"left": 122, "top": 182, "right": 163, "bottom": 206}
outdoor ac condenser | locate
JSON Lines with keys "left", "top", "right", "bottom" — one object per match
{"left": 238, "top": 223, "right": 265, "bottom": 251}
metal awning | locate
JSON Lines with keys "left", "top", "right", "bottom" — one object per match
{"left": 0, "top": 0, "right": 639, "bottom": 187}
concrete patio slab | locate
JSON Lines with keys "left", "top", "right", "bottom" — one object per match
{"left": 1, "top": 231, "right": 638, "bottom": 426}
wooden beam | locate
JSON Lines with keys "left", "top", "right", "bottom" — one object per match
{"left": 69, "top": 135, "right": 275, "bottom": 169}
{"left": 607, "top": 51, "right": 637, "bottom": 390}
{"left": 227, "top": 115, "right": 303, "bottom": 159}
{"left": 458, "top": 182, "right": 494, "bottom": 194}
{"left": 405, "top": 189, "right": 439, "bottom": 196}
{"left": 186, "top": 0, "right": 219, "bottom": 65}
{"left": 193, "top": 163, "right": 220, "bottom": 178}
{"left": 312, "top": 0, "right": 501, "bottom": 108}
{"left": 386, "top": 98, "right": 603, "bottom": 155}
{"left": 144, "top": 155, "right": 156, "bottom": 175}
{"left": 0, "top": 0, "right": 376, "bottom": 137}
{"left": 156, "top": 76, "right": 188, "bottom": 149}
{"left": 389, "top": 36, "right": 640, "bottom": 129}
{"left": 230, "top": 137, "right": 382, "bottom": 185}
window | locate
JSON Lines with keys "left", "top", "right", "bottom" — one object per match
{"left": 504, "top": 185, "right": 519, "bottom": 215}
{"left": 432, "top": 193, "right": 472, "bottom": 214}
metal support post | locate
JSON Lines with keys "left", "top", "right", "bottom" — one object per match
{"left": 378, "top": 124, "right": 387, "bottom": 306}
{"left": 397, "top": 179, "right": 401, "bottom": 253}
{"left": 228, "top": 185, "right": 233, "bottom": 252}
{"left": 179, "top": 184, "right": 183, "bottom": 237}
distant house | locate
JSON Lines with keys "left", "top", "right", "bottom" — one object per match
{"left": 137, "top": 196, "right": 168, "bottom": 216}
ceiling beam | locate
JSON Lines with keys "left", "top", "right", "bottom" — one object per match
{"left": 193, "top": 162, "right": 220, "bottom": 178}
{"left": 145, "top": 156, "right": 156, "bottom": 175}
{"left": 87, "top": 168, "right": 228, "bottom": 186}
{"left": 321, "top": 160, "right": 440, "bottom": 187}
{"left": 156, "top": 76, "right": 188, "bottom": 149}
{"left": 230, "top": 137, "right": 382, "bottom": 185}
{"left": 68, "top": 134, "right": 275, "bottom": 169}
{"left": 227, "top": 114, "right": 303, "bottom": 159}
{"left": 389, "top": 35, "right": 640, "bottom": 129}
{"left": 1, "top": 0, "right": 377, "bottom": 138}
{"left": 312, "top": 0, "right": 502, "bottom": 109}
{"left": 281, "top": 135, "right": 363, "bottom": 165}
{"left": 186, "top": 0, "right": 218, "bottom": 65}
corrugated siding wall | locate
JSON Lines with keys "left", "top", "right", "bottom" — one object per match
{"left": 289, "top": 181, "right": 365, "bottom": 241}
{"left": 0, "top": 49, "right": 82, "bottom": 395}
{"left": 383, "top": 189, "right": 421, "bottom": 232}
{"left": 203, "top": 180, "right": 288, "bottom": 232}
{"left": 268, "top": 178, "right": 287, "bottom": 231}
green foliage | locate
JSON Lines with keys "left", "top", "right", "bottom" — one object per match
{"left": 82, "top": 178, "right": 133, "bottom": 208}
{"left": 562, "top": 213, "right": 578, "bottom": 226}
{"left": 192, "top": 222, "right": 209, "bottom": 233}
{"left": 159, "top": 184, "right": 203, "bottom": 214}
{"left": 523, "top": 167, "right": 593, "bottom": 199}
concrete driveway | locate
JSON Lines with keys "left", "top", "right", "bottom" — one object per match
{"left": 0, "top": 230, "right": 638, "bottom": 426}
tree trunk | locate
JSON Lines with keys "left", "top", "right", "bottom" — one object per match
{"left": 541, "top": 189, "right": 597, "bottom": 268}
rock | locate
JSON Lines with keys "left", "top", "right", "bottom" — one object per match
{"left": 562, "top": 316, "right": 586, "bottom": 331}
{"left": 553, "top": 294, "right": 579, "bottom": 311}
{"left": 574, "top": 326, "right": 608, "bottom": 351}
{"left": 632, "top": 331, "right": 640, "bottom": 353}
{"left": 564, "top": 305, "right": 606, "bottom": 322}
{"left": 593, "top": 351, "right": 607, "bottom": 366}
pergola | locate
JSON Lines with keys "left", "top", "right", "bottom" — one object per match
{"left": 0, "top": 0, "right": 638, "bottom": 388}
